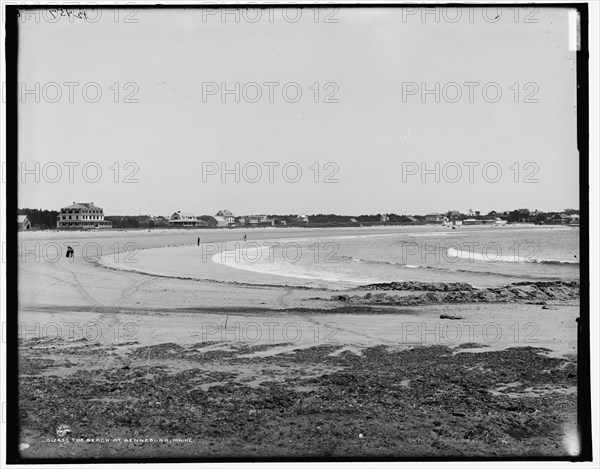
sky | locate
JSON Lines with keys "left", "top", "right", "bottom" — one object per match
{"left": 16, "top": 6, "right": 580, "bottom": 216}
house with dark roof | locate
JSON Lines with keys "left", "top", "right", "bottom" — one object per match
{"left": 547, "top": 213, "right": 572, "bottom": 225}
{"left": 215, "top": 210, "right": 235, "bottom": 225}
{"left": 169, "top": 211, "right": 208, "bottom": 227}
{"left": 57, "top": 202, "right": 112, "bottom": 229}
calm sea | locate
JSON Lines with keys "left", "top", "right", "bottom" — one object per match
{"left": 210, "top": 225, "right": 580, "bottom": 289}
{"left": 95, "top": 225, "right": 580, "bottom": 290}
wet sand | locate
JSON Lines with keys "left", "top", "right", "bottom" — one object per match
{"left": 16, "top": 228, "right": 580, "bottom": 459}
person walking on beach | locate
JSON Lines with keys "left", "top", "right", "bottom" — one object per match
{"left": 243, "top": 234, "right": 247, "bottom": 241}
{"left": 66, "top": 246, "right": 74, "bottom": 258}
{"left": 197, "top": 237, "right": 200, "bottom": 246}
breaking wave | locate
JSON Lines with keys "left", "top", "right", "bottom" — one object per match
{"left": 446, "top": 248, "right": 579, "bottom": 265}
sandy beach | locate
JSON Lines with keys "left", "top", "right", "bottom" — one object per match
{"left": 17, "top": 227, "right": 580, "bottom": 459}
{"left": 8, "top": 3, "right": 590, "bottom": 462}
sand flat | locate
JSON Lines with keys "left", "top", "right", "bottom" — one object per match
{"left": 16, "top": 228, "right": 580, "bottom": 458}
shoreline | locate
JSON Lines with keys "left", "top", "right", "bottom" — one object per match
{"left": 17, "top": 228, "right": 580, "bottom": 356}
{"left": 16, "top": 228, "right": 580, "bottom": 458}
{"left": 18, "top": 222, "right": 568, "bottom": 239}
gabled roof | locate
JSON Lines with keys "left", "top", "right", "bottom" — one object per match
{"left": 213, "top": 216, "right": 227, "bottom": 223}
{"left": 17, "top": 215, "right": 28, "bottom": 223}
{"left": 61, "top": 202, "right": 101, "bottom": 210}
{"left": 216, "top": 210, "right": 234, "bottom": 217}
{"left": 170, "top": 212, "right": 198, "bottom": 221}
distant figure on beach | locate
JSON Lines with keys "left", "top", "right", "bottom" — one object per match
{"left": 66, "top": 246, "right": 74, "bottom": 258}
{"left": 197, "top": 237, "right": 200, "bottom": 246}
{"left": 243, "top": 234, "right": 247, "bottom": 241}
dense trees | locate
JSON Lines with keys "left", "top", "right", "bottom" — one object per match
{"left": 18, "top": 209, "right": 59, "bottom": 230}
{"left": 506, "top": 208, "right": 531, "bottom": 223}
{"left": 104, "top": 216, "right": 142, "bottom": 229}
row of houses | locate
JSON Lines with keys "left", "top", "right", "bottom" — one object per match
{"left": 424, "top": 213, "right": 579, "bottom": 226}
{"left": 376, "top": 213, "right": 447, "bottom": 225}
{"left": 546, "top": 213, "right": 579, "bottom": 225}
{"left": 17, "top": 203, "right": 581, "bottom": 230}
{"left": 168, "top": 210, "right": 310, "bottom": 228}
{"left": 448, "top": 217, "right": 508, "bottom": 227}
{"left": 14, "top": 204, "right": 307, "bottom": 230}
{"left": 378, "top": 213, "right": 448, "bottom": 224}
{"left": 44, "top": 204, "right": 310, "bottom": 230}
{"left": 168, "top": 212, "right": 234, "bottom": 228}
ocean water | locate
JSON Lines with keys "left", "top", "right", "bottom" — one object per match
{"left": 99, "top": 225, "right": 580, "bottom": 289}
{"left": 211, "top": 225, "right": 580, "bottom": 288}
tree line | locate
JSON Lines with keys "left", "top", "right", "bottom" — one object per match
{"left": 18, "top": 208, "right": 580, "bottom": 230}
{"left": 18, "top": 208, "right": 59, "bottom": 230}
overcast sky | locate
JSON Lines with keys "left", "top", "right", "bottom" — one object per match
{"left": 17, "top": 6, "right": 579, "bottom": 216}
